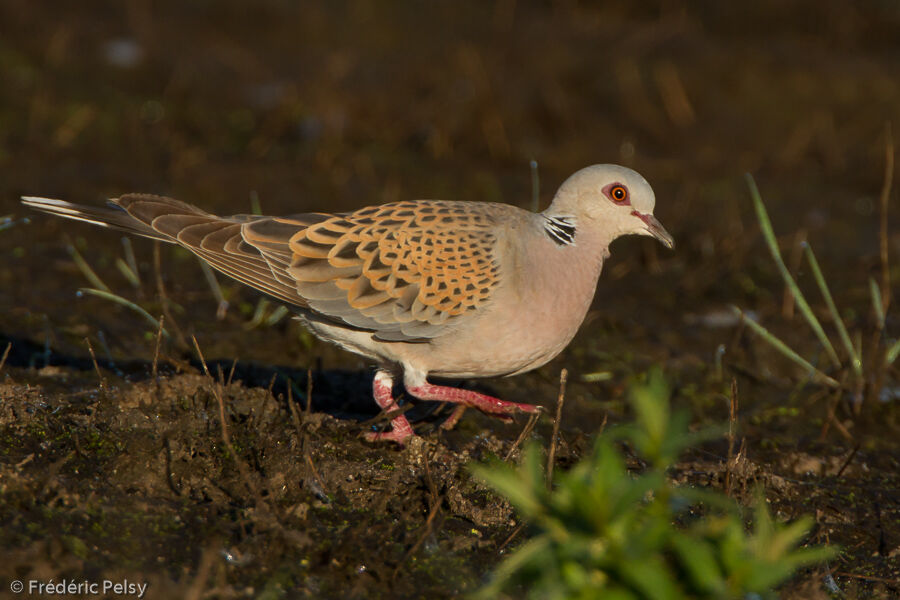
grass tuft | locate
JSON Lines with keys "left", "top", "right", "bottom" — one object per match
{"left": 78, "top": 288, "right": 170, "bottom": 338}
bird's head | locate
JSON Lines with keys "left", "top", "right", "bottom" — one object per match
{"left": 546, "top": 164, "right": 674, "bottom": 249}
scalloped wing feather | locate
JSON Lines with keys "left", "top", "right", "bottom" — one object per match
{"left": 112, "top": 195, "right": 503, "bottom": 342}
{"left": 251, "top": 200, "right": 503, "bottom": 340}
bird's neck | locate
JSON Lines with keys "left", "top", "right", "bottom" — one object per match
{"left": 540, "top": 207, "right": 615, "bottom": 269}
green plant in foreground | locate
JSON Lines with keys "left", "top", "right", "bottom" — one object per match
{"left": 471, "top": 370, "right": 835, "bottom": 599}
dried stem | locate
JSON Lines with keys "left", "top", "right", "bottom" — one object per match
{"left": 0, "top": 342, "right": 11, "bottom": 374}
{"left": 725, "top": 377, "right": 738, "bottom": 496}
{"left": 153, "top": 241, "right": 188, "bottom": 350}
{"left": 503, "top": 411, "right": 541, "bottom": 462}
{"left": 546, "top": 368, "right": 568, "bottom": 489}
{"left": 152, "top": 315, "right": 165, "bottom": 380}
{"left": 879, "top": 122, "right": 893, "bottom": 315}
{"left": 306, "top": 366, "right": 313, "bottom": 413}
{"left": 84, "top": 337, "right": 106, "bottom": 390}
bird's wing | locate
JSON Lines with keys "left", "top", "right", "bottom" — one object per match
{"left": 109, "top": 193, "right": 322, "bottom": 308}
{"left": 27, "top": 194, "right": 505, "bottom": 341}
{"left": 241, "top": 199, "right": 503, "bottom": 341}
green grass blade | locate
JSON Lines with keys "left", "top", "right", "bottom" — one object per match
{"left": 265, "top": 305, "right": 290, "bottom": 327}
{"left": 803, "top": 244, "right": 861, "bottom": 376}
{"left": 121, "top": 237, "right": 142, "bottom": 289}
{"left": 530, "top": 159, "right": 540, "bottom": 212}
{"left": 198, "top": 259, "right": 229, "bottom": 319}
{"left": 869, "top": 277, "right": 886, "bottom": 331}
{"left": 745, "top": 174, "right": 841, "bottom": 369}
{"left": 245, "top": 298, "right": 270, "bottom": 329}
{"left": 250, "top": 190, "right": 262, "bottom": 215}
{"left": 115, "top": 257, "right": 141, "bottom": 289}
{"left": 66, "top": 243, "right": 111, "bottom": 293}
{"left": 78, "top": 288, "right": 169, "bottom": 338}
{"left": 886, "top": 338, "right": 900, "bottom": 366}
{"left": 730, "top": 306, "right": 839, "bottom": 388}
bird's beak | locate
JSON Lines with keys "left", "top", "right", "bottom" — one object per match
{"left": 632, "top": 211, "right": 675, "bottom": 249}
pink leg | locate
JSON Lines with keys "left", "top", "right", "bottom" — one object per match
{"left": 408, "top": 382, "right": 542, "bottom": 417}
{"left": 363, "top": 370, "right": 416, "bottom": 445}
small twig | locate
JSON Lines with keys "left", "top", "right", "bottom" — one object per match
{"left": 212, "top": 389, "right": 231, "bottom": 447}
{"left": 84, "top": 337, "right": 106, "bottom": 390}
{"left": 184, "top": 545, "right": 218, "bottom": 600}
{"left": 503, "top": 411, "right": 541, "bottom": 461}
{"left": 546, "top": 368, "right": 568, "bottom": 489}
{"left": 163, "top": 437, "right": 182, "bottom": 496}
{"left": 393, "top": 456, "right": 443, "bottom": 579}
{"left": 423, "top": 452, "right": 439, "bottom": 502}
{"left": 227, "top": 357, "right": 238, "bottom": 386}
{"left": 0, "top": 341, "right": 11, "bottom": 374}
{"left": 151, "top": 315, "right": 165, "bottom": 380}
{"left": 287, "top": 378, "right": 328, "bottom": 496}
{"left": 878, "top": 122, "right": 893, "bottom": 315}
{"left": 726, "top": 377, "right": 738, "bottom": 496}
{"left": 306, "top": 366, "right": 313, "bottom": 412}
{"left": 833, "top": 571, "right": 900, "bottom": 586}
{"left": 192, "top": 336, "right": 270, "bottom": 511}
{"left": 305, "top": 453, "right": 327, "bottom": 494}
{"left": 497, "top": 523, "right": 526, "bottom": 554}
{"left": 834, "top": 442, "right": 861, "bottom": 478}
{"left": 360, "top": 401, "right": 416, "bottom": 427}
{"left": 154, "top": 241, "right": 188, "bottom": 350}
{"left": 192, "top": 335, "right": 211, "bottom": 378}
{"left": 288, "top": 382, "right": 303, "bottom": 438}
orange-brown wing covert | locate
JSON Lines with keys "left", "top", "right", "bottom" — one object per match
{"left": 242, "top": 200, "right": 502, "bottom": 340}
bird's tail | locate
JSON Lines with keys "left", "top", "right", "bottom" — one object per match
{"left": 20, "top": 194, "right": 224, "bottom": 243}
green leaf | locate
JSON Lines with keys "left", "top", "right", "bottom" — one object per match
{"left": 670, "top": 533, "right": 726, "bottom": 595}
{"left": 471, "top": 535, "right": 551, "bottom": 600}
{"left": 618, "top": 556, "right": 682, "bottom": 600}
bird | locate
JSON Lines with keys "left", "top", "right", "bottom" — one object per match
{"left": 22, "top": 164, "right": 673, "bottom": 444}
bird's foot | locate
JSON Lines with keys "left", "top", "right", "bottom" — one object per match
{"left": 363, "top": 422, "right": 416, "bottom": 445}
{"left": 364, "top": 369, "right": 417, "bottom": 445}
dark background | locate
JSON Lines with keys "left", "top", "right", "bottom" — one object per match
{"left": 0, "top": 1, "right": 898, "bottom": 598}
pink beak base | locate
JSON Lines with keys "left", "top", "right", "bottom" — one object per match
{"left": 632, "top": 211, "right": 674, "bottom": 249}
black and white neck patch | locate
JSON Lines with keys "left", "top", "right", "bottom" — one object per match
{"left": 544, "top": 216, "right": 577, "bottom": 246}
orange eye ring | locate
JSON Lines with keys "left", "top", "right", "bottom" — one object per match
{"left": 610, "top": 185, "right": 628, "bottom": 203}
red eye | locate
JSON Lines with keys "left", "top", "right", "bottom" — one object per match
{"left": 609, "top": 185, "right": 628, "bottom": 203}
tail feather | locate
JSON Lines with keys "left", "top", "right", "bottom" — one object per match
{"left": 21, "top": 196, "right": 171, "bottom": 242}
{"left": 22, "top": 193, "right": 312, "bottom": 308}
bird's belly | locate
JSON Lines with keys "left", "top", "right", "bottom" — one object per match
{"left": 416, "top": 291, "right": 594, "bottom": 378}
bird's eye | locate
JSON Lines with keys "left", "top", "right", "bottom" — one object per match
{"left": 610, "top": 185, "right": 628, "bottom": 203}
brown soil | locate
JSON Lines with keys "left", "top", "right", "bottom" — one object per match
{"left": 1, "top": 1, "right": 898, "bottom": 598}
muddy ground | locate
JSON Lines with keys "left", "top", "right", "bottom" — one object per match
{"left": 1, "top": 1, "right": 899, "bottom": 598}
